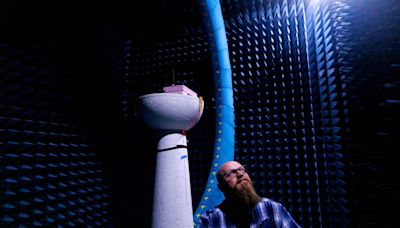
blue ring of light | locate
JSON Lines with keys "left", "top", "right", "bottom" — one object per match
{"left": 194, "top": 0, "right": 235, "bottom": 224}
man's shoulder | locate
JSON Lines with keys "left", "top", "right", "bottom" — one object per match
{"left": 260, "top": 197, "right": 284, "bottom": 208}
{"left": 201, "top": 206, "right": 224, "bottom": 218}
{"left": 201, "top": 198, "right": 283, "bottom": 215}
{"left": 260, "top": 197, "right": 301, "bottom": 227}
{"left": 201, "top": 198, "right": 281, "bottom": 219}
{"left": 199, "top": 206, "right": 225, "bottom": 227}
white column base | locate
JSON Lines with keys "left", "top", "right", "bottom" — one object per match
{"left": 152, "top": 133, "right": 194, "bottom": 228}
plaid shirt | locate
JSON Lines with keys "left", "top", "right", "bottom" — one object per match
{"left": 199, "top": 198, "right": 300, "bottom": 228}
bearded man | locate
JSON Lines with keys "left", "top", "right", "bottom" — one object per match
{"left": 199, "top": 161, "right": 300, "bottom": 228}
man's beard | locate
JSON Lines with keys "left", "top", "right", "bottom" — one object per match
{"left": 230, "top": 179, "right": 262, "bottom": 208}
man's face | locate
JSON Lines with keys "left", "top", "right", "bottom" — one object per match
{"left": 218, "top": 161, "right": 253, "bottom": 192}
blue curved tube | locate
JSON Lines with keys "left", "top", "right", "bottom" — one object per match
{"left": 194, "top": 0, "right": 235, "bottom": 224}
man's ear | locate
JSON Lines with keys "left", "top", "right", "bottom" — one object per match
{"left": 218, "top": 182, "right": 226, "bottom": 194}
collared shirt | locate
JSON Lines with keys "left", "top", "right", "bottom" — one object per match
{"left": 199, "top": 198, "right": 300, "bottom": 228}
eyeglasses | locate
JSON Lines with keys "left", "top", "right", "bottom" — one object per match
{"left": 222, "top": 165, "right": 247, "bottom": 181}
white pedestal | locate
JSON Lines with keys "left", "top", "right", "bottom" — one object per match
{"left": 152, "top": 133, "right": 193, "bottom": 228}
{"left": 138, "top": 87, "right": 203, "bottom": 228}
